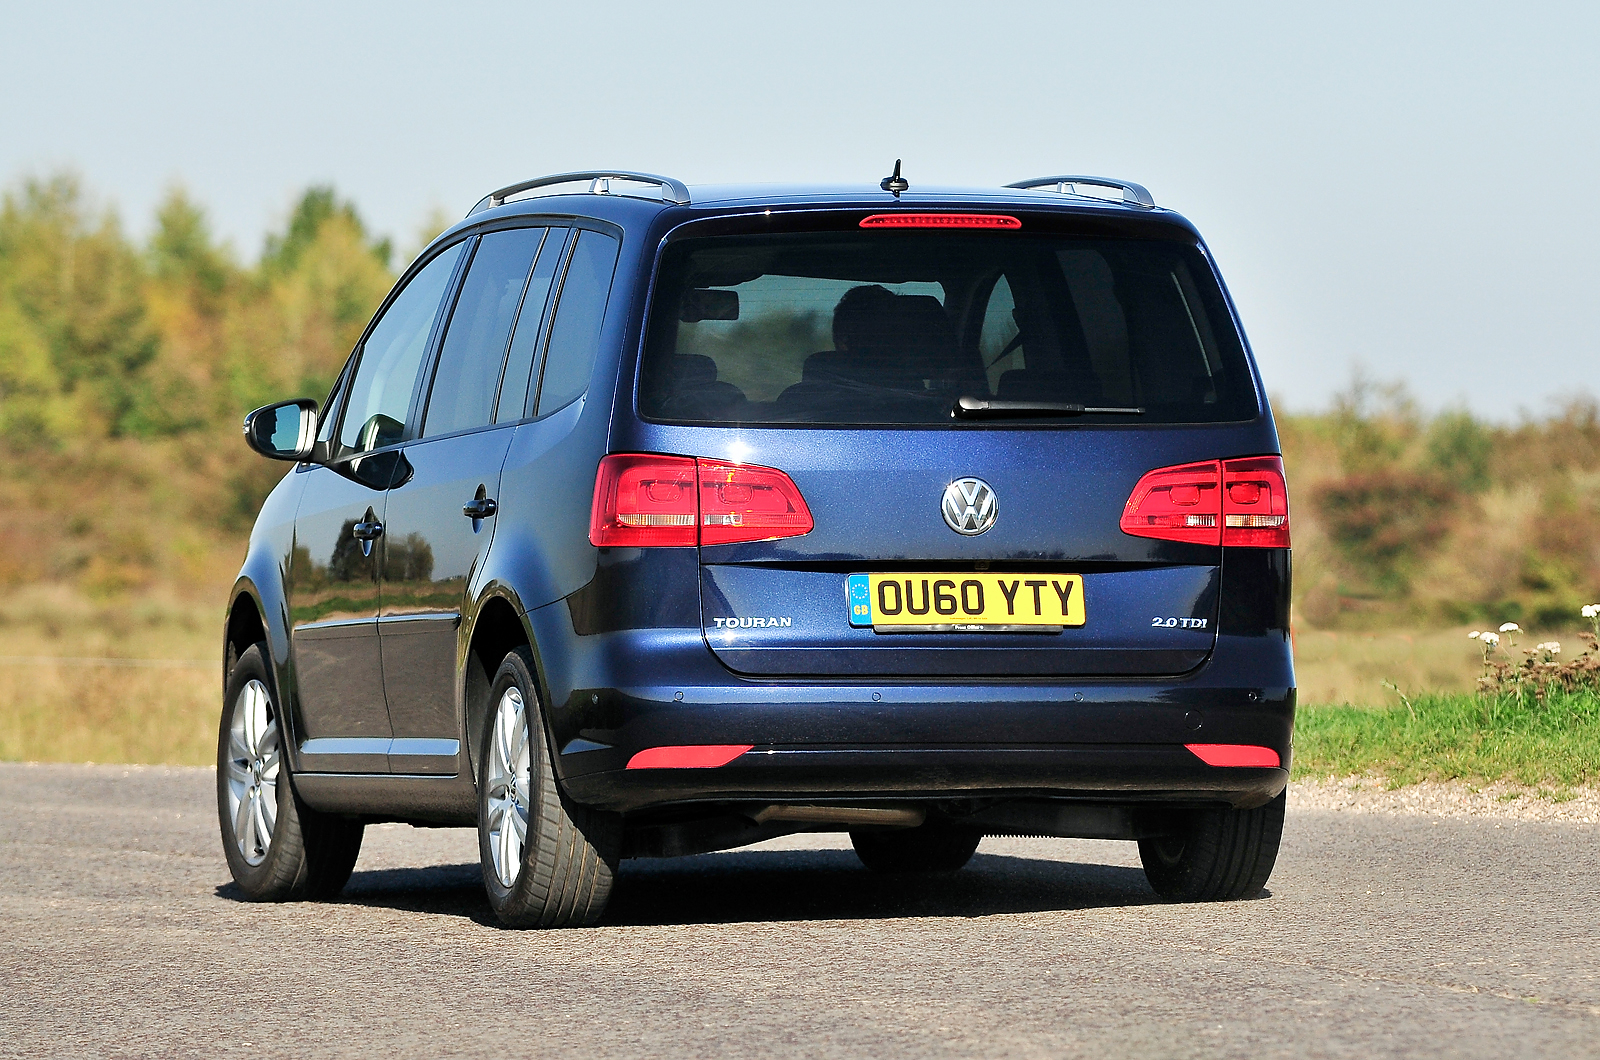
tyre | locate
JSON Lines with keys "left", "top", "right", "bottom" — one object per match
{"left": 217, "top": 643, "right": 364, "bottom": 901}
{"left": 851, "top": 821, "right": 982, "bottom": 873}
{"left": 477, "top": 647, "right": 617, "bottom": 928}
{"left": 1138, "top": 791, "right": 1286, "bottom": 902}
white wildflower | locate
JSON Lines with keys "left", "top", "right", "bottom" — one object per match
{"left": 1468, "top": 631, "right": 1481, "bottom": 640}
{"left": 1499, "top": 622, "right": 1520, "bottom": 633}
{"left": 1480, "top": 632, "right": 1500, "bottom": 646}
{"left": 1535, "top": 641, "right": 1561, "bottom": 655}
{"left": 1583, "top": 604, "right": 1600, "bottom": 619}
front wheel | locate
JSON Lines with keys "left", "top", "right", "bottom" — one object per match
{"left": 1138, "top": 791, "right": 1286, "bottom": 902}
{"left": 477, "top": 647, "right": 617, "bottom": 928}
{"left": 217, "top": 643, "right": 363, "bottom": 901}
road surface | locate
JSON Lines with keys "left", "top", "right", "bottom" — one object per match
{"left": 1, "top": 763, "right": 1596, "bottom": 1058}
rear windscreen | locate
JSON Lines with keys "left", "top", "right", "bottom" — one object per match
{"left": 639, "top": 231, "right": 1259, "bottom": 425}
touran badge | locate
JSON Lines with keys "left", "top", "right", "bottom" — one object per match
{"left": 941, "top": 478, "right": 997, "bottom": 535}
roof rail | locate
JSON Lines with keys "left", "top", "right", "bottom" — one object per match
{"left": 468, "top": 171, "right": 691, "bottom": 215}
{"left": 1005, "top": 175, "right": 1155, "bottom": 208}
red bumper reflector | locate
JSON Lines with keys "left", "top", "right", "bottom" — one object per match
{"left": 1185, "top": 743, "right": 1281, "bottom": 768}
{"left": 625, "top": 744, "right": 753, "bottom": 770}
{"left": 859, "top": 213, "right": 1021, "bottom": 229}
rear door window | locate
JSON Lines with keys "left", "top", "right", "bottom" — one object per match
{"left": 640, "top": 231, "right": 1256, "bottom": 425}
{"left": 534, "top": 230, "right": 622, "bottom": 416}
{"left": 421, "top": 227, "right": 546, "bottom": 437}
{"left": 494, "top": 227, "right": 570, "bottom": 423}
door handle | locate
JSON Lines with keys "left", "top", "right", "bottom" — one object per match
{"left": 462, "top": 497, "right": 498, "bottom": 519}
{"left": 351, "top": 517, "right": 383, "bottom": 558}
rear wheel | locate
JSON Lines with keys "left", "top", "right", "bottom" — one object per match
{"left": 1138, "top": 791, "right": 1286, "bottom": 901}
{"left": 851, "top": 822, "right": 982, "bottom": 873}
{"left": 217, "top": 643, "right": 363, "bottom": 901}
{"left": 477, "top": 647, "right": 617, "bottom": 928}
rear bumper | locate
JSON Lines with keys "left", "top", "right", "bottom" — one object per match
{"left": 526, "top": 601, "right": 1296, "bottom": 818}
{"left": 564, "top": 744, "right": 1289, "bottom": 813}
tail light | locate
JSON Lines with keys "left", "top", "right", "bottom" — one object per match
{"left": 1119, "top": 461, "right": 1222, "bottom": 545}
{"left": 1121, "top": 456, "right": 1290, "bottom": 548}
{"left": 1221, "top": 455, "right": 1290, "bottom": 547}
{"left": 697, "top": 459, "right": 814, "bottom": 545}
{"left": 588, "top": 454, "right": 698, "bottom": 547}
{"left": 590, "top": 454, "right": 814, "bottom": 547}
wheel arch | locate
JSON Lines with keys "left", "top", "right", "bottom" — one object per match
{"left": 225, "top": 591, "right": 267, "bottom": 676}
{"left": 225, "top": 569, "right": 300, "bottom": 761}
{"left": 463, "top": 592, "right": 536, "bottom": 782}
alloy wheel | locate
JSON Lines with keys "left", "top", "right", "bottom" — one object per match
{"left": 224, "top": 679, "right": 280, "bottom": 866}
{"left": 485, "top": 686, "right": 531, "bottom": 888}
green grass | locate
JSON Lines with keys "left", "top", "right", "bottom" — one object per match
{"left": 1294, "top": 690, "right": 1600, "bottom": 786}
{"left": 4, "top": 587, "right": 1598, "bottom": 786}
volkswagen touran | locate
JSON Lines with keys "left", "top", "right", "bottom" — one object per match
{"left": 221, "top": 169, "right": 1293, "bottom": 926}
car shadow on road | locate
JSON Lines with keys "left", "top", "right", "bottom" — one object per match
{"left": 218, "top": 848, "right": 1164, "bottom": 926}
{"left": 606, "top": 849, "right": 1160, "bottom": 926}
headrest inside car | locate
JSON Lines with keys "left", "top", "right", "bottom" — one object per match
{"left": 680, "top": 288, "right": 740, "bottom": 322}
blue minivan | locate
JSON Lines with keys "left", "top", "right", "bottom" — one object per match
{"left": 222, "top": 170, "right": 1294, "bottom": 927}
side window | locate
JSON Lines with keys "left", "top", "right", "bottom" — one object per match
{"left": 338, "top": 241, "right": 466, "bottom": 454}
{"left": 978, "top": 275, "right": 1020, "bottom": 395}
{"left": 494, "top": 228, "right": 570, "bottom": 423}
{"left": 316, "top": 362, "right": 350, "bottom": 446}
{"left": 1057, "top": 250, "right": 1134, "bottom": 406}
{"left": 421, "top": 228, "right": 546, "bottom": 437}
{"left": 534, "top": 230, "right": 622, "bottom": 416}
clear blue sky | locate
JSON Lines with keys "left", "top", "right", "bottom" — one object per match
{"left": 3, "top": 0, "right": 1596, "bottom": 418}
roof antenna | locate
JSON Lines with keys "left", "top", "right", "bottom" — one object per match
{"left": 880, "top": 159, "right": 909, "bottom": 197}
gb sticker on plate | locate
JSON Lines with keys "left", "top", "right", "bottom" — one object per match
{"left": 847, "top": 574, "right": 873, "bottom": 627}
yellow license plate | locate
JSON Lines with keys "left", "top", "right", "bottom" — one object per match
{"left": 846, "top": 573, "right": 1084, "bottom": 630}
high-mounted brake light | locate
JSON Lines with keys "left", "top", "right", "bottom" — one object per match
{"left": 859, "top": 213, "right": 1021, "bottom": 230}
{"left": 1120, "top": 456, "right": 1290, "bottom": 548}
{"left": 590, "top": 454, "right": 814, "bottom": 548}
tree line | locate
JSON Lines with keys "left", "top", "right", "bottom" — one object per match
{"left": 0, "top": 173, "right": 1595, "bottom": 626}
{"left": 0, "top": 173, "right": 406, "bottom": 597}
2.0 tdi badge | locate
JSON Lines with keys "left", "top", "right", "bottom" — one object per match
{"left": 941, "top": 477, "right": 997, "bottom": 535}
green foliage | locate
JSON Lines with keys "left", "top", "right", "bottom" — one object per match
{"left": 1294, "top": 690, "right": 1600, "bottom": 786}
{"left": 1, "top": 172, "right": 1596, "bottom": 630}
{"left": 0, "top": 174, "right": 158, "bottom": 444}
{"left": 1313, "top": 472, "right": 1458, "bottom": 595}
{"left": 1425, "top": 410, "right": 1493, "bottom": 492}
{"left": 0, "top": 171, "right": 397, "bottom": 597}
{"left": 1284, "top": 373, "right": 1600, "bottom": 628}
{"left": 150, "top": 187, "right": 231, "bottom": 302}
{"left": 1324, "top": 372, "right": 1415, "bottom": 472}
{"left": 262, "top": 186, "right": 391, "bottom": 276}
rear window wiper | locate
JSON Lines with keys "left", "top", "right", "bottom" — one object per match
{"left": 952, "top": 396, "right": 1145, "bottom": 419}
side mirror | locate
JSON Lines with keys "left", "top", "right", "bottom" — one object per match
{"left": 243, "top": 399, "right": 319, "bottom": 461}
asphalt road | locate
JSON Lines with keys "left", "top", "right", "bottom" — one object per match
{"left": 2, "top": 764, "right": 1596, "bottom": 1059}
